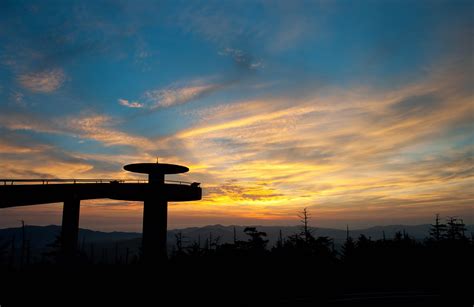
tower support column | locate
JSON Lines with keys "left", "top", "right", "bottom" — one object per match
{"left": 123, "top": 162, "right": 194, "bottom": 265}
{"left": 61, "top": 196, "right": 81, "bottom": 260}
{"left": 142, "top": 198, "right": 168, "bottom": 263}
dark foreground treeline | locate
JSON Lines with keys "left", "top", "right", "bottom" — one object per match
{"left": 0, "top": 212, "right": 472, "bottom": 306}
{"left": 0, "top": 213, "right": 472, "bottom": 268}
{"left": 168, "top": 212, "right": 472, "bottom": 264}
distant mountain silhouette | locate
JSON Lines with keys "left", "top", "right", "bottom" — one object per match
{"left": 1, "top": 223, "right": 472, "bottom": 252}
{"left": 0, "top": 225, "right": 141, "bottom": 249}
{"left": 181, "top": 224, "right": 449, "bottom": 245}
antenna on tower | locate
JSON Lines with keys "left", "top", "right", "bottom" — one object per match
{"left": 156, "top": 156, "right": 159, "bottom": 163}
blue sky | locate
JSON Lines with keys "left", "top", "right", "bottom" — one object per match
{"left": 0, "top": 0, "right": 472, "bottom": 230}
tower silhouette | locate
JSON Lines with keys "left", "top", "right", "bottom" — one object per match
{"left": 124, "top": 162, "right": 191, "bottom": 262}
{"left": 0, "top": 161, "right": 202, "bottom": 263}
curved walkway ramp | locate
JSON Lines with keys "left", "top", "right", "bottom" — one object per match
{"left": 0, "top": 162, "right": 202, "bottom": 264}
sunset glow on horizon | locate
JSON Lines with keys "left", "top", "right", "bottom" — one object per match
{"left": 0, "top": 0, "right": 472, "bottom": 231}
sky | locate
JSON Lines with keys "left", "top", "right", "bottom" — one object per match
{"left": 0, "top": 0, "right": 472, "bottom": 231}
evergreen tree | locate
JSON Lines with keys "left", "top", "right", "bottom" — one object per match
{"left": 243, "top": 227, "right": 268, "bottom": 251}
{"left": 0, "top": 239, "right": 9, "bottom": 265}
{"left": 298, "top": 208, "right": 314, "bottom": 243}
{"left": 341, "top": 225, "right": 355, "bottom": 262}
{"left": 429, "top": 214, "right": 447, "bottom": 241}
{"left": 446, "top": 217, "right": 467, "bottom": 241}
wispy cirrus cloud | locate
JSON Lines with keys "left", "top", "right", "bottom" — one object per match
{"left": 175, "top": 1, "right": 328, "bottom": 53}
{"left": 218, "top": 47, "right": 263, "bottom": 70}
{"left": 118, "top": 98, "right": 144, "bottom": 108}
{"left": 65, "top": 114, "right": 155, "bottom": 148}
{"left": 17, "top": 68, "right": 66, "bottom": 93}
{"left": 143, "top": 81, "right": 223, "bottom": 109}
{"left": 0, "top": 112, "right": 158, "bottom": 181}
{"left": 118, "top": 79, "right": 225, "bottom": 111}
{"left": 152, "top": 60, "right": 474, "bottom": 225}
{"left": 10, "top": 91, "right": 25, "bottom": 107}
{"left": 0, "top": 111, "right": 156, "bottom": 150}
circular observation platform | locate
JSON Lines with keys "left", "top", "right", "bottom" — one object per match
{"left": 124, "top": 163, "right": 189, "bottom": 175}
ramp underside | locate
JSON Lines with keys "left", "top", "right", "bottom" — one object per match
{"left": 0, "top": 183, "right": 202, "bottom": 208}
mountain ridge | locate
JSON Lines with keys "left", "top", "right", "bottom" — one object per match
{"left": 1, "top": 223, "right": 473, "bottom": 250}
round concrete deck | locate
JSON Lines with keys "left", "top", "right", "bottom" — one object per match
{"left": 124, "top": 163, "right": 189, "bottom": 174}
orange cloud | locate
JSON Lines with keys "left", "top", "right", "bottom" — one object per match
{"left": 1, "top": 57, "right": 472, "bottom": 229}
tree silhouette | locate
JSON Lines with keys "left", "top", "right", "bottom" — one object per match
{"left": 430, "top": 213, "right": 447, "bottom": 241}
{"left": 243, "top": 227, "right": 268, "bottom": 252}
{"left": 298, "top": 208, "right": 314, "bottom": 243}
{"left": 0, "top": 238, "right": 9, "bottom": 265}
{"left": 186, "top": 239, "right": 203, "bottom": 257}
{"left": 172, "top": 231, "right": 189, "bottom": 259}
{"left": 277, "top": 229, "right": 284, "bottom": 249}
{"left": 42, "top": 235, "right": 64, "bottom": 264}
{"left": 341, "top": 225, "right": 356, "bottom": 262}
{"left": 446, "top": 217, "right": 467, "bottom": 241}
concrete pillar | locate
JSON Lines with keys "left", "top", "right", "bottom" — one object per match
{"left": 61, "top": 196, "right": 80, "bottom": 260}
{"left": 142, "top": 172, "right": 168, "bottom": 264}
{"left": 142, "top": 198, "right": 168, "bottom": 263}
